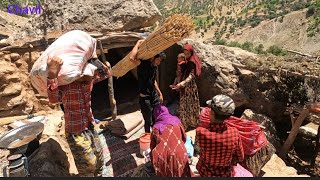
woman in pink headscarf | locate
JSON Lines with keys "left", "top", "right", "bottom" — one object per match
{"left": 171, "top": 43, "right": 202, "bottom": 131}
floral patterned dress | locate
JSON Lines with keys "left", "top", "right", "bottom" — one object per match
{"left": 178, "top": 61, "right": 200, "bottom": 130}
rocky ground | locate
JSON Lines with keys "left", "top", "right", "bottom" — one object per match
{"left": 0, "top": 107, "right": 316, "bottom": 177}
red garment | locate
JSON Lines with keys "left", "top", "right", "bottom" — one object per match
{"left": 47, "top": 73, "right": 107, "bottom": 133}
{"left": 199, "top": 107, "right": 268, "bottom": 155}
{"left": 196, "top": 123, "right": 244, "bottom": 177}
{"left": 150, "top": 124, "right": 191, "bottom": 177}
{"left": 183, "top": 43, "right": 202, "bottom": 76}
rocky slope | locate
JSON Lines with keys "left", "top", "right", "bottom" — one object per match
{"left": 230, "top": 9, "right": 320, "bottom": 55}
{"left": 153, "top": 0, "right": 320, "bottom": 55}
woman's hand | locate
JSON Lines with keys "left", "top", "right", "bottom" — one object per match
{"left": 171, "top": 84, "right": 182, "bottom": 90}
{"left": 159, "top": 94, "right": 164, "bottom": 104}
{"left": 47, "top": 56, "right": 63, "bottom": 79}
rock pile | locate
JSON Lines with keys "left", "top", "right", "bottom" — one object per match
{"left": 0, "top": 51, "right": 50, "bottom": 118}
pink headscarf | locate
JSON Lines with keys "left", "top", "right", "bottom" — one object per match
{"left": 184, "top": 43, "right": 202, "bottom": 76}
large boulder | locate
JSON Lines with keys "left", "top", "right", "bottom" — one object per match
{"left": 29, "top": 138, "right": 70, "bottom": 177}
{"left": 12, "top": 0, "right": 161, "bottom": 42}
{"left": 175, "top": 39, "right": 302, "bottom": 122}
{"left": 241, "top": 109, "right": 281, "bottom": 151}
{"left": 261, "top": 154, "right": 309, "bottom": 177}
{"left": 178, "top": 39, "right": 258, "bottom": 107}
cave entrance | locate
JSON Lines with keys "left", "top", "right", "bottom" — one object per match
{"left": 91, "top": 47, "right": 139, "bottom": 119}
{"left": 91, "top": 44, "right": 183, "bottom": 119}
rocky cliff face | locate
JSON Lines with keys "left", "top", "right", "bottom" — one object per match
{"left": 10, "top": 0, "right": 161, "bottom": 44}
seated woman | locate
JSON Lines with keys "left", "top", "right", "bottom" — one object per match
{"left": 150, "top": 105, "right": 192, "bottom": 177}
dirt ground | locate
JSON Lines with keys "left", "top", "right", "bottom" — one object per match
{"left": 0, "top": 106, "right": 319, "bottom": 177}
{"left": 287, "top": 149, "right": 320, "bottom": 177}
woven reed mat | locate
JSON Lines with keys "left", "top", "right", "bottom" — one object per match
{"left": 111, "top": 14, "right": 194, "bottom": 78}
{"left": 99, "top": 127, "right": 146, "bottom": 177}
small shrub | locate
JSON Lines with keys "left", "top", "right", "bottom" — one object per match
{"left": 267, "top": 45, "right": 287, "bottom": 56}
{"left": 214, "top": 39, "right": 227, "bottom": 45}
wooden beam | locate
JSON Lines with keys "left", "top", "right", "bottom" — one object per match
{"left": 280, "top": 108, "right": 310, "bottom": 159}
{"left": 97, "top": 40, "right": 117, "bottom": 120}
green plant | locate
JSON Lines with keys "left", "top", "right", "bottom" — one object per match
{"left": 228, "top": 41, "right": 242, "bottom": 48}
{"left": 241, "top": 41, "right": 254, "bottom": 52}
{"left": 214, "top": 39, "right": 226, "bottom": 45}
{"left": 267, "top": 45, "right": 287, "bottom": 56}
{"left": 254, "top": 44, "right": 266, "bottom": 54}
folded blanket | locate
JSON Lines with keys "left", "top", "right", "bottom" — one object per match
{"left": 121, "top": 121, "right": 145, "bottom": 140}
{"left": 111, "top": 127, "right": 126, "bottom": 135}
{"left": 109, "top": 115, "right": 143, "bottom": 135}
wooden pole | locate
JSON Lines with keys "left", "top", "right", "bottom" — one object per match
{"left": 97, "top": 40, "right": 117, "bottom": 120}
{"left": 280, "top": 108, "right": 310, "bottom": 159}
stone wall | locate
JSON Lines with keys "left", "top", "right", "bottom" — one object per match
{"left": 0, "top": 51, "right": 52, "bottom": 118}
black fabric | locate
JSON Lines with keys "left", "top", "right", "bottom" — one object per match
{"left": 182, "top": 61, "right": 196, "bottom": 80}
{"left": 180, "top": 63, "right": 187, "bottom": 75}
{"left": 137, "top": 60, "right": 158, "bottom": 96}
{"left": 139, "top": 95, "right": 160, "bottom": 133}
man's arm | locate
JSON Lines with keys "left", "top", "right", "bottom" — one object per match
{"left": 154, "top": 80, "right": 163, "bottom": 103}
{"left": 129, "top": 39, "right": 144, "bottom": 62}
{"left": 47, "top": 78, "right": 60, "bottom": 104}
{"left": 235, "top": 134, "right": 245, "bottom": 163}
{"left": 47, "top": 56, "right": 63, "bottom": 104}
{"left": 195, "top": 128, "right": 205, "bottom": 150}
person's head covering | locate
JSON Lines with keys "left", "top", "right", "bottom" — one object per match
{"left": 153, "top": 105, "right": 181, "bottom": 134}
{"left": 154, "top": 52, "right": 167, "bottom": 61}
{"left": 206, "top": 94, "right": 235, "bottom": 116}
{"left": 82, "top": 63, "right": 97, "bottom": 77}
{"left": 183, "top": 43, "right": 202, "bottom": 76}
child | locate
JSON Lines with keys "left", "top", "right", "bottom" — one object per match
{"left": 170, "top": 53, "right": 187, "bottom": 87}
